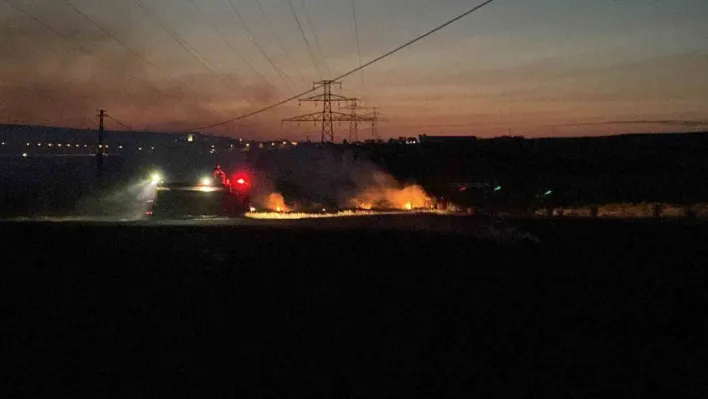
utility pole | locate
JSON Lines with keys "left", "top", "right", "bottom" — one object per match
{"left": 282, "top": 80, "right": 372, "bottom": 143}
{"left": 97, "top": 109, "right": 106, "bottom": 176}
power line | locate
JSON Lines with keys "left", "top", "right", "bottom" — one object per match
{"left": 60, "top": 0, "right": 166, "bottom": 80}
{"left": 2, "top": 0, "right": 166, "bottom": 96}
{"left": 285, "top": 0, "right": 323, "bottom": 79}
{"left": 222, "top": 0, "right": 297, "bottom": 94}
{"left": 337, "top": 0, "right": 498, "bottom": 81}
{"left": 179, "top": 0, "right": 498, "bottom": 132}
{"left": 130, "top": 0, "right": 240, "bottom": 94}
{"left": 253, "top": 0, "right": 309, "bottom": 86}
{"left": 106, "top": 114, "right": 132, "bottom": 131}
{"left": 299, "top": 0, "right": 331, "bottom": 77}
{"left": 351, "top": 0, "right": 364, "bottom": 88}
{"left": 57, "top": 0, "right": 221, "bottom": 122}
{"left": 185, "top": 0, "right": 283, "bottom": 96}
{"left": 181, "top": 83, "right": 321, "bottom": 133}
{"left": 123, "top": 0, "right": 235, "bottom": 120}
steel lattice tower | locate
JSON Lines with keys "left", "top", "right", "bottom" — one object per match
{"left": 367, "top": 107, "right": 387, "bottom": 140}
{"left": 282, "top": 80, "right": 373, "bottom": 143}
{"left": 342, "top": 99, "right": 369, "bottom": 142}
{"left": 320, "top": 80, "right": 336, "bottom": 142}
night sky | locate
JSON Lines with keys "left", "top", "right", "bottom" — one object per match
{"left": 1, "top": 0, "right": 707, "bottom": 139}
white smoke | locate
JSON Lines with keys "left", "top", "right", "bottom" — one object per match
{"left": 252, "top": 145, "right": 432, "bottom": 211}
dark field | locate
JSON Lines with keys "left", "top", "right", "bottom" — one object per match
{"left": 2, "top": 217, "right": 708, "bottom": 397}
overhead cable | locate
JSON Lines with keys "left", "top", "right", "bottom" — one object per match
{"left": 179, "top": 0, "right": 498, "bottom": 132}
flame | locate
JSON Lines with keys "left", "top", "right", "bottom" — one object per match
{"left": 247, "top": 210, "right": 374, "bottom": 219}
{"left": 264, "top": 192, "right": 289, "bottom": 212}
{"left": 245, "top": 209, "right": 448, "bottom": 220}
{"left": 355, "top": 202, "right": 373, "bottom": 210}
{"left": 349, "top": 184, "right": 433, "bottom": 210}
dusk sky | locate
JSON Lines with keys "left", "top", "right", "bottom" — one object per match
{"left": 1, "top": 0, "right": 707, "bottom": 139}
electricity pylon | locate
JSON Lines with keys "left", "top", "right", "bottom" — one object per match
{"left": 342, "top": 99, "right": 369, "bottom": 142}
{"left": 282, "top": 80, "right": 372, "bottom": 143}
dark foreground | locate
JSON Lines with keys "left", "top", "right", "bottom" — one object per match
{"left": 2, "top": 217, "right": 708, "bottom": 397}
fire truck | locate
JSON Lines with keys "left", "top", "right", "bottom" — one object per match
{"left": 146, "top": 166, "right": 252, "bottom": 218}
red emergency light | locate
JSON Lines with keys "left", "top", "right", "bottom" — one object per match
{"left": 230, "top": 171, "right": 251, "bottom": 191}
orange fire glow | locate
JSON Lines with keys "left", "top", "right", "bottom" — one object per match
{"left": 350, "top": 184, "right": 432, "bottom": 210}
{"left": 245, "top": 209, "right": 449, "bottom": 220}
{"left": 355, "top": 202, "right": 373, "bottom": 210}
{"left": 264, "top": 192, "right": 289, "bottom": 212}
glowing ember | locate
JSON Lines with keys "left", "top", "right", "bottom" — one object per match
{"left": 245, "top": 209, "right": 449, "bottom": 220}
{"left": 247, "top": 210, "right": 372, "bottom": 219}
{"left": 404, "top": 202, "right": 413, "bottom": 210}
{"left": 355, "top": 202, "right": 373, "bottom": 210}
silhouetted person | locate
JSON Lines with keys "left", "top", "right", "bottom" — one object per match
{"left": 213, "top": 164, "right": 226, "bottom": 186}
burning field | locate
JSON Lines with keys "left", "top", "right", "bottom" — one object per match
{"left": 248, "top": 173, "right": 443, "bottom": 219}
{"left": 263, "top": 192, "right": 290, "bottom": 213}
{"left": 347, "top": 172, "right": 433, "bottom": 211}
{"left": 244, "top": 209, "right": 450, "bottom": 220}
{"left": 247, "top": 147, "right": 445, "bottom": 217}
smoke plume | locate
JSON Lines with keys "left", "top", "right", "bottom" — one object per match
{"left": 252, "top": 145, "right": 433, "bottom": 211}
{"left": 348, "top": 171, "right": 432, "bottom": 210}
{"left": 0, "top": 4, "right": 284, "bottom": 135}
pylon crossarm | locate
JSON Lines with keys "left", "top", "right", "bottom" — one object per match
{"left": 328, "top": 94, "right": 352, "bottom": 102}
{"left": 299, "top": 94, "right": 328, "bottom": 102}
{"left": 281, "top": 112, "right": 323, "bottom": 123}
{"left": 329, "top": 111, "right": 375, "bottom": 122}
{"left": 299, "top": 94, "right": 351, "bottom": 102}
